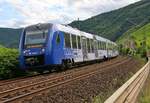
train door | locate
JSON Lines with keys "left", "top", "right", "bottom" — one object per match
{"left": 93, "top": 36, "right": 98, "bottom": 58}
{"left": 94, "top": 40, "right": 98, "bottom": 58}
{"left": 52, "top": 31, "right": 64, "bottom": 64}
{"left": 81, "top": 36, "right": 88, "bottom": 61}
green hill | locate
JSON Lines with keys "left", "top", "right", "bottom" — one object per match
{"left": 0, "top": 28, "right": 22, "bottom": 48}
{"left": 70, "top": 0, "right": 150, "bottom": 41}
{"left": 117, "top": 22, "right": 150, "bottom": 51}
{"left": 0, "top": 0, "right": 150, "bottom": 48}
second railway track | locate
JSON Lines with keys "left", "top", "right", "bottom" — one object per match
{"left": 0, "top": 56, "right": 130, "bottom": 103}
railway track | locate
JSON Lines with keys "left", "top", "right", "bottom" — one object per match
{"left": 0, "top": 56, "right": 124, "bottom": 91}
{"left": 0, "top": 57, "right": 130, "bottom": 103}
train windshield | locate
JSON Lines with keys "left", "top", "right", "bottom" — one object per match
{"left": 24, "top": 24, "right": 50, "bottom": 48}
{"left": 25, "top": 30, "right": 48, "bottom": 48}
{"left": 25, "top": 30, "right": 48, "bottom": 45}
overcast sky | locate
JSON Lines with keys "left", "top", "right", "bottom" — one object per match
{"left": 0, "top": 0, "right": 141, "bottom": 28}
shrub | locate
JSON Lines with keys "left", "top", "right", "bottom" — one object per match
{"left": 0, "top": 46, "right": 25, "bottom": 79}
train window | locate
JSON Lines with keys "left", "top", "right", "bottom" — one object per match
{"left": 107, "top": 43, "right": 109, "bottom": 50}
{"left": 77, "top": 36, "right": 81, "bottom": 49}
{"left": 98, "top": 41, "right": 100, "bottom": 49}
{"left": 100, "top": 41, "right": 103, "bottom": 50}
{"left": 94, "top": 41, "right": 97, "bottom": 50}
{"left": 90, "top": 39, "right": 92, "bottom": 52}
{"left": 106, "top": 42, "right": 107, "bottom": 50}
{"left": 110, "top": 43, "right": 112, "bottom": 50}
{"left": 91, "top": 39, "right": 94, "bottom": 53}
{"left": 113, "top": 45, "right": 115, "bottom": 50}
{"left": 102, "top": 42, "right": 104, "bottom": 50}
{"left": 109, "top": 43, "right": 111, "bottom": 50}
{"left": 113, "top": 44, "right": 115, "bottom": 50}
{"left": 110, "top": 44, "right": 112, "bottom": 50}
{"left": 25, "top": 29, "right": 48, "bottom": 47}
{"left": 87, "top": 39, "right": 91, "bottom": 52}
{"left": 111, "top": 44, "right": 113, "bottom": 50}
{"left": 96, "top": 41, "right": 98, "bottom": 50}
{"left": 72, "top": 35, "right": 77, "bottom": 49}
{"left": 99, "top": 41, "right": 101, "bottom": 49}
{"left": 108, "top": 43, "right": 111, "bottom": 50}
{"left": 113, "top": 45, "right": 116, "bottom": 50}
{"left": 101, "top": 42, "right": 103, "bottom": 50}
{"left": 94, "top": 41, "right": 96, "bottom": 50}
{"left": 64, "top": 32, "right": 71, "bottom": 48}
{"left": 97, "top": 41, "right": 98, "bottom": 49}
{"left": 56, "top": 34, "right": 60, "bottom": 45}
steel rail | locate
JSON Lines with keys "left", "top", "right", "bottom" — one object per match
{"left": 0, "top": 56, "right": 125, "bottom": 93}
{"left": 0, "top": 58, "right": 130, "bottom": 103}
{"left": 0, "top": 57, "right": 128, "bottom": 99}
{"left": 0, "top": 56, "right": 123, "bottom": 87}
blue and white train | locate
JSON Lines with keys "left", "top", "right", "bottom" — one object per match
{"left": 19, "top": 23, "right": 119, "bottom": 71}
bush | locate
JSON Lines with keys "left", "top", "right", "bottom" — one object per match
{"left": 0, "top": 46, "right": 26, "bottom": 79}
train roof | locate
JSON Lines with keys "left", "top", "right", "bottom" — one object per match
{"left": 25, "top": 23, "right": 116, "bottom": 45}
{"left": 25, "top": 23, "right": 52, "bottom": 31}
{"left": 55, "top": 24, "right": 117, "bottom": 44}
{"left": 55, "top": 24, "right": 107, "bottom": 41}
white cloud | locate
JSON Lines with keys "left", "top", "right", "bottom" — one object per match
{"left": 2, "top": 0, "right": 141, "bottom": 28}
{"left": 0, "top": 19, "right": 18, "bottom": 28}
{"left": 5, "top": 0, "right": 69, "bottom": 26}
{"left": 0, "top": 8, "right": 2, "bottom": 13}
{"left": 70, "top": 0, "right": 142, "bottom": 16}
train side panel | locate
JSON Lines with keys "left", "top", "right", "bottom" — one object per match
{"left": 50, "top": 31, "right": 65, "bottom": 65}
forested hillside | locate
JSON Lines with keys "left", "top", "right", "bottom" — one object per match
{"left": 117, "top": 22, "right": 150, "bottom": 55}
{"left": 70, "top": 0, "right": 150, "bottom": 41}
{"left": 0, "top": 0, "right": 150, "bottom": 48}
{"left": 0, "top": 28, "right": 22, "bottom": 48}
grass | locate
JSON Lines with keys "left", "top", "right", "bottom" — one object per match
{"left": 138, "top": 73, "right": 150, "bottom": 103}
{"left": 131, "top": 23, "right": 150, "bottom": 49}
{"left": 117, "top": 22, "right": 150, "bottom": 50}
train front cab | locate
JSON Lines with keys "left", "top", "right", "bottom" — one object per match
{"left": 19, "top": 24, "right": 54, "bottom": 70}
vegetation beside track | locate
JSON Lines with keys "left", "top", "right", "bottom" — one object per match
{"left": 138, "top": 72, "right": 150, "bottom": 103}
{"left": 0, "top": 46, "right": 26, "bottom": 79}
{"left": 92, "top": 56, "right": 145, "bottom": 103}
{"left": 117, "top": 23, "right": 150, "bottom": 60}
{"left": 93, "top": 72, "right": 133, "bottom": 103}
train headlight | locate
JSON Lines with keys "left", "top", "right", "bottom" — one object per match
{"left": 41, "top": 48, "right": 45, "bottom": 52}
{"left": 23, "top": 50, "right": 27, "bottom": 54}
